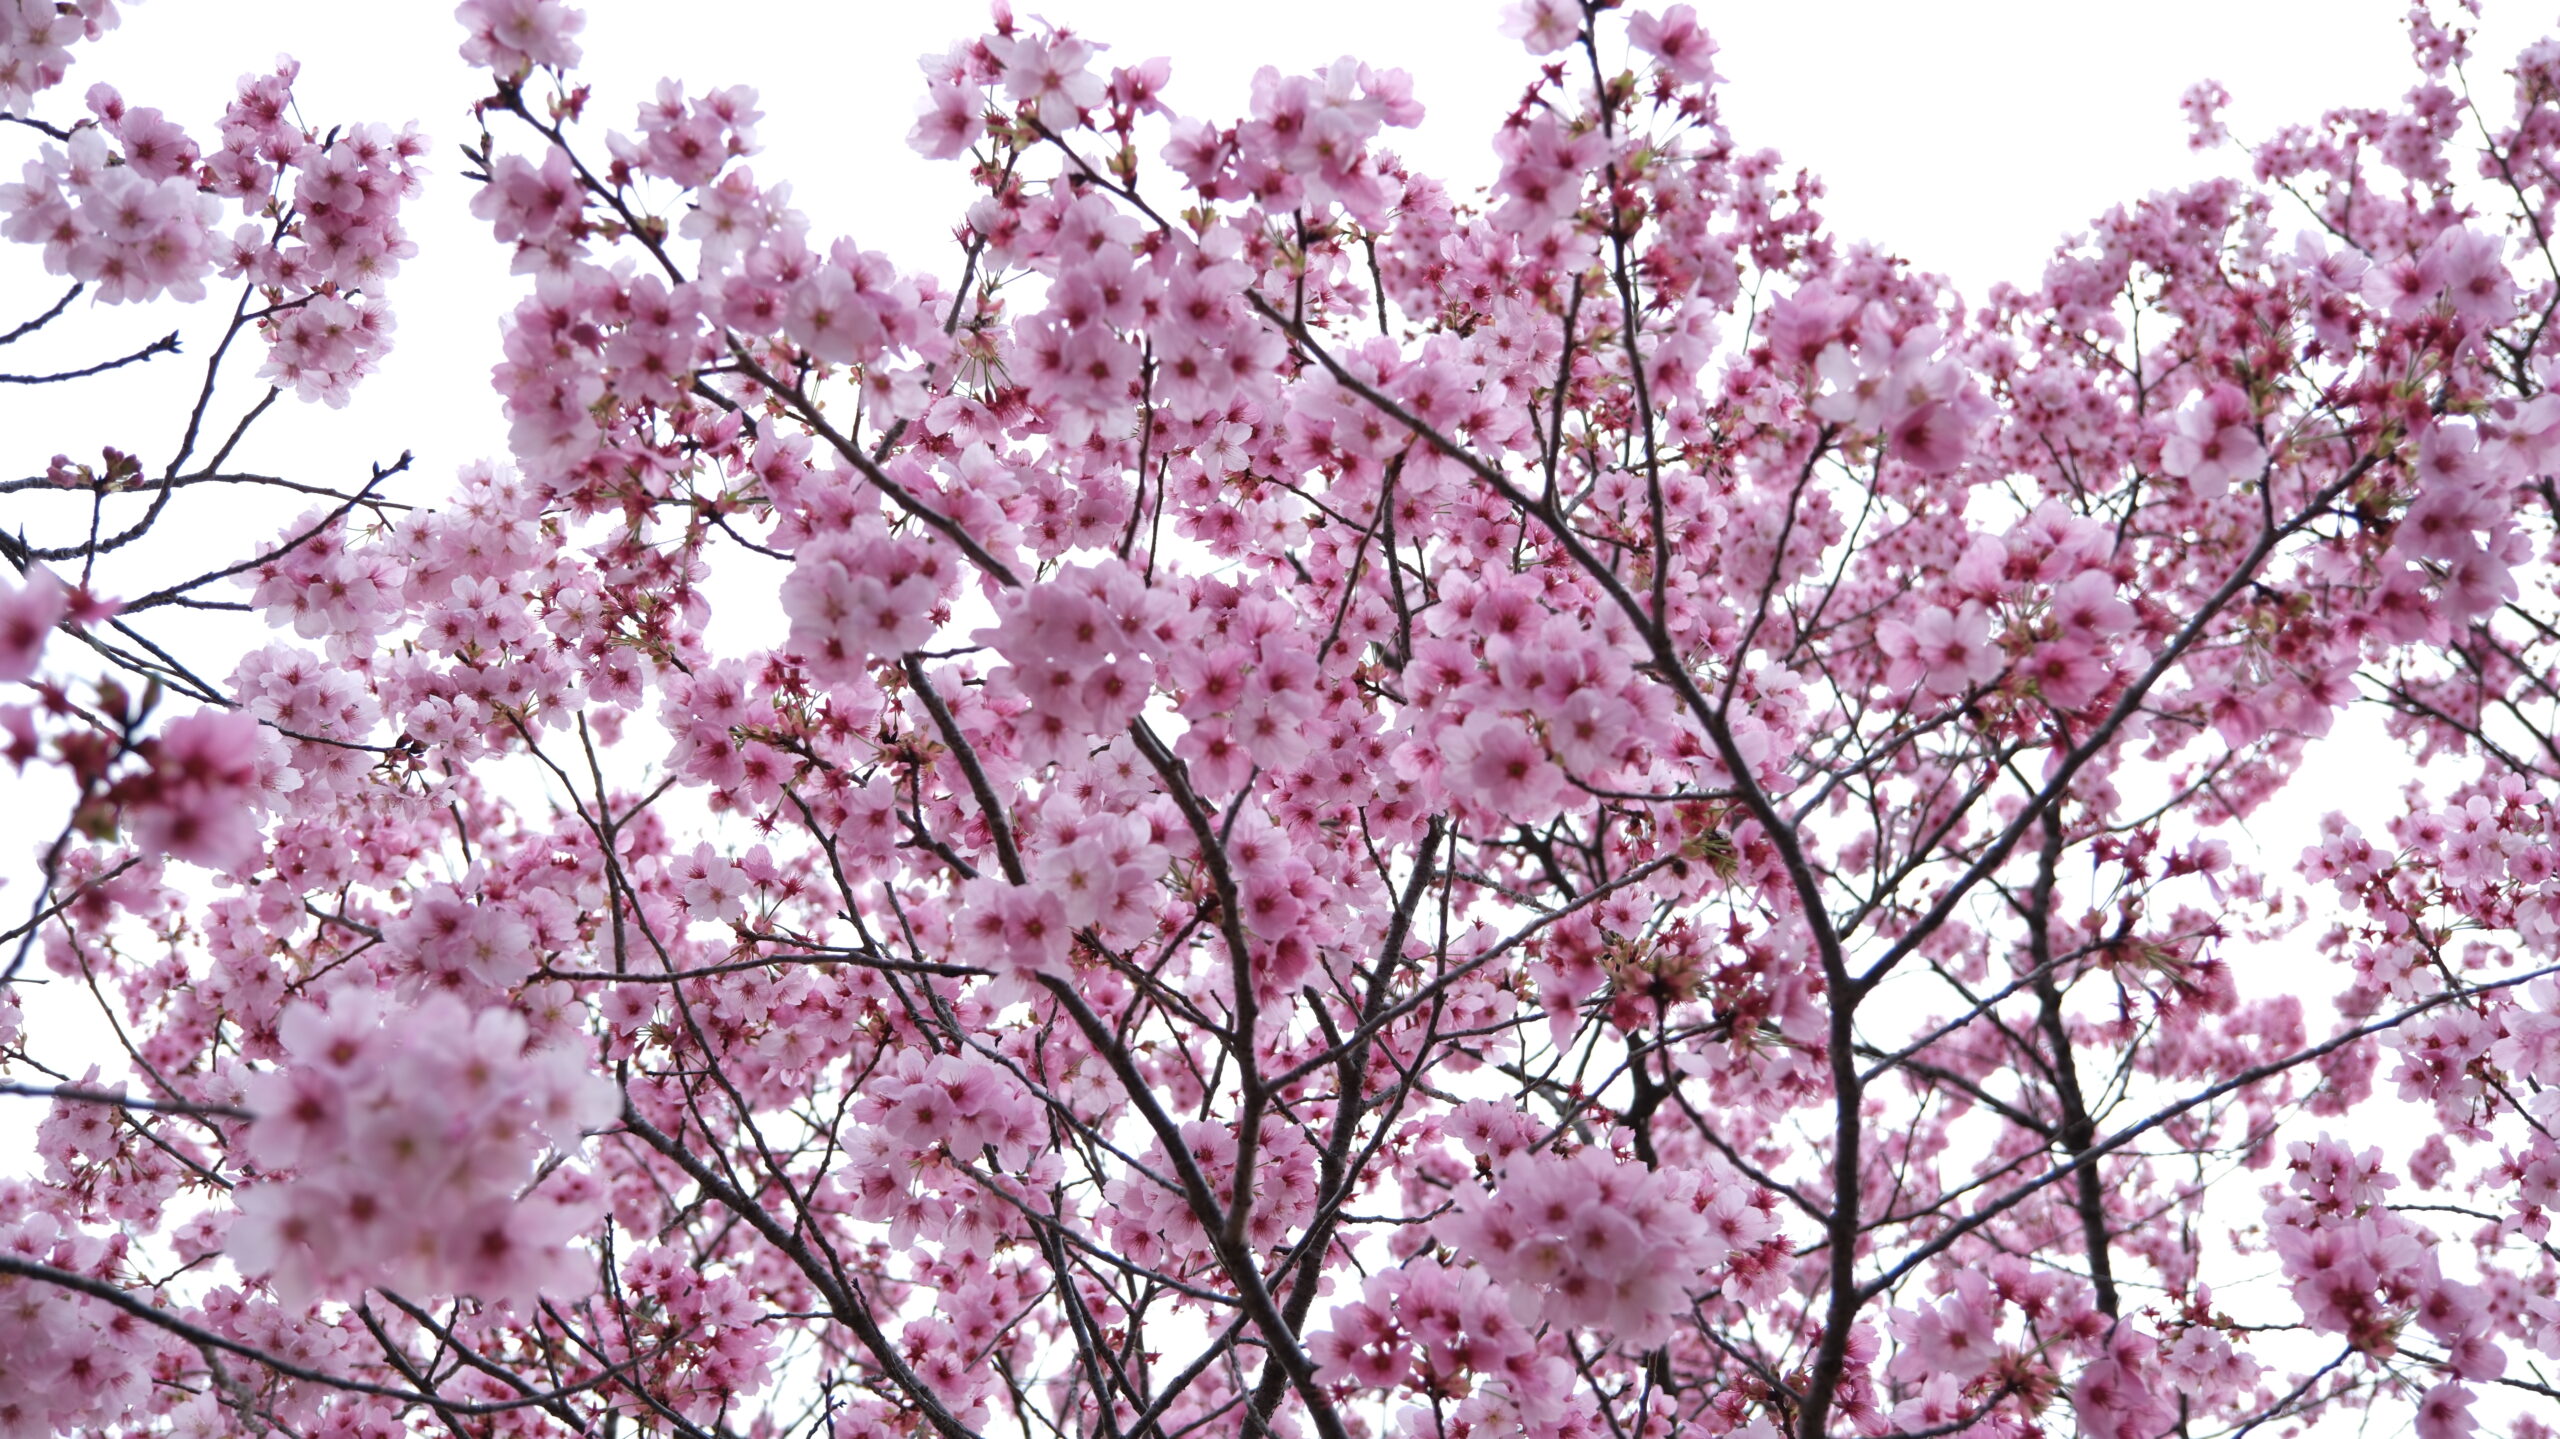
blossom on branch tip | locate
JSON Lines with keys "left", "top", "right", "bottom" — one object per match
{"left": 0, "top": 566, "right": 67, "bottom": 683}
{"left": 456, "top": 0, "right": 584, "bottom": 78}
{"left": 1501, "top": 0, "right": 1580, "bottom": 55}
{"left": 1879, "top": 603, "right": 2003, "bottom": 697}
{"left": 2160, "top": 383, "right": 2264, "bottom": 498}
{"left": 988, "top": 27, "right": 1104, "bottom": 131}
{"left": 228, "top": 993, "right": 613, "bottom": 1310}
{"left": 1629, "top": 6, "right": 1718, "bottom": 87}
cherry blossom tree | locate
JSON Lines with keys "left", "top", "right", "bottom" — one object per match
{"left": 7, "top": 2, "right": 2560, "bottom": 1438}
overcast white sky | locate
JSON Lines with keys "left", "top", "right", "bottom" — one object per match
{"left": 21, "top": 0, "right": 2547, "bottom": 514}
{"left": 10, "top": 0, "right": 2537, "bottom": 543}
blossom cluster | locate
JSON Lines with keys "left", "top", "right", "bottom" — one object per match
{"left": 848, "top": 1047, "right": 1045, "bottom": 1170}
{"left": 0, "top": 120, "right": 218, "bottom": 303}
{"left": 0, "top": 564, "right": 66, "bottom": 683}
{"left": 225, "top": 991, "right": 617, "bottom": 1310}
{"left": 1436, "top": 1141, "right": 1771, "bottom": 1345}
{"left": 0, "top": 0, "right": 118, "bottom": 114}
{"left": 1313, "top": 1261, "right": 1587, "bottom": 1434}
{"left": 0, "top": 63, "right": 419, "bottom": 400}
{"left": 2265, "top": 1136, "right": 2516, "bottom": 1439}
{"left": 0, "top": 1204, "right": 153, "bottom": 1438}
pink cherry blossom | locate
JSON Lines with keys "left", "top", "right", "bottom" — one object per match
{"left": 6, "top": 6, "right": 2560, "bottom": 1439}
{"left": 988, "top": 26, "right": 1105, "bottom": 131}
{"left": 2160, "top": 382, "right": 2266, "bottom": 497}
{"left": 1629, "top": 6, "right": 1718, "bottom": 86}
{"left": 122, "top": 710, "right": 265, "bottom": 871}
{"left": 0, "top": 565, "right": 67, "bottom": 682}
{"left": 455, "top": 0, "right": 583, "bottom": 77}
{"left": 1879, "top": 602, "right": 2004, "bottom": 696}
{"left": 1502, "top": 0, "right": 1580, "bottom": 55}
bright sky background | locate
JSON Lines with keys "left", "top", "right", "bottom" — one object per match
{"left": 33, "top": 0, "right": 2556, "bottom": 492}
{"left": 20, "top": 0, "right": 2553, "bottom": 533}
{"left": 4, "top": 0, "right": 2551, "bottom": 1290}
